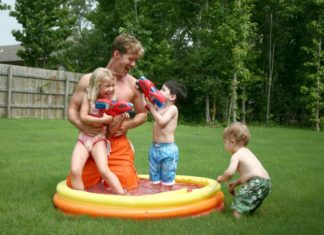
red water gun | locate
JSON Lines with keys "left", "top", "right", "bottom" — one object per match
{"left": 136, "top": 76, "right": 166, "bottom": 108}
{"left": 95, "top": 98, "right": 136, "bottom": 118}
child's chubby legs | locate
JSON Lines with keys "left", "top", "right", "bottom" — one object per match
{"left": 70, "top": 142, "right": 90, "bottom": 190}
{"left": 91, "top": 141, "right": 125, "bottom": 195}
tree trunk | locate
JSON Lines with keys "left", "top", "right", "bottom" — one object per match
{"left": 211, "top": 100, "right": 217, "bottom": 122}
{"left": 315, "top": 36, "right": 321, "bottom": 131}
{"left": 232, "top": 72, "right": 238, "bottom": 122}
{"left": 206, "top": 95, "right": 211, "bottom": 124}
{"left": 266, "top": 12, "right": 274, "bottom": 124}
{"left": 227, "top": 98, "right": 232, "bottom": 125}
{"left": 241, "top": 85, "right": 246, "bottom": 123}
{"left": 134, "top": 0, "right": 139, "bottom": 25}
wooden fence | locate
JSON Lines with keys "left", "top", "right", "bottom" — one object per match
{"left": 0, "top": 64, "right": 83, "bottom": 119}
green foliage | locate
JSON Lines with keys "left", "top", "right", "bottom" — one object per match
{"left": 10, "top": 0, "right": 76, "bottom": 68}
{"left": 7, "top": 0, "right": 324, "bottom": 128}
{"left": 0, "top": 0, "right": 10, "bottom": 10}
{"left": 300, "top": 7, "right": 324, "bottom": 130}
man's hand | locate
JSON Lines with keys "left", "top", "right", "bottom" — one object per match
{"left": 113, "top": 119, "right": 131, "bottom": 137}
{"left": 108, "top": 113, "right": 131, "bottom": 137}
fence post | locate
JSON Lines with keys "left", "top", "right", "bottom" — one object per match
{"left": 6, "top": 66, "right": 12, "bottom": 118}
{"left": 64, "top": 73, "right": 69, "bottom": 119}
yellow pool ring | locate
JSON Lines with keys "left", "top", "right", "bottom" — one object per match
{"left": 53, "top": 175, "right": 224, "bottom": 219}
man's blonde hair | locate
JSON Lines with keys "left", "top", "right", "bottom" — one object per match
{"left": 88, "top": 68, "right": 115, "bottom": 103}
{"left": 111, "top": 33, "right": 144, "bottom": 57}
{"left": 223, "top": 122, "right": 251, "bottom": 146}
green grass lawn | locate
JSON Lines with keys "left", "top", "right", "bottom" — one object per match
{"left": 0, "top": 119, "right": 323, "bottom": 235}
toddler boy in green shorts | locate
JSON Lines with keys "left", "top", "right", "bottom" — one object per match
{"left": 216, "top": 122, "right": 271, "bottom": 218}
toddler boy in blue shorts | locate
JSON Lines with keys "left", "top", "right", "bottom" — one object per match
{"left": 145, "top": 80, "right": 187, "bottom": 191}
{"left": 216, "top": 122, "right": 271, "bottom": 218}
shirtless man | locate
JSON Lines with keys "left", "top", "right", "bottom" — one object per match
{"left": 145, "top": 80, "right": 187, "bottom": 191}
{"left": 66, "top": 33, "right": 147, "bottom": 190}
{"left": 217, "top": 122, "right": 271, "bottom": 218}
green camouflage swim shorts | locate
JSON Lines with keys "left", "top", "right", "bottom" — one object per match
{"left": 231, "top": 177, "right": 271, "bottom": 214}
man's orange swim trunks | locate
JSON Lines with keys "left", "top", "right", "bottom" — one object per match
{"left": 67, "top": 135, "right": 139, "bottom": 190}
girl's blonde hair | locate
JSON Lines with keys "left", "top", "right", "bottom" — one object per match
{"left": 87, "top": 68, "right": 115, "bottom": 103}
{"left": 223, "top": 122, "right": 251, "bottom": 146}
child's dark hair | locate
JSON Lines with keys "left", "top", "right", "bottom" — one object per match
{"left": 164, "top": 80, "right": 187, "bottom": 104}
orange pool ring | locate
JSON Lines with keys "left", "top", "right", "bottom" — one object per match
{"left": 53, "top": 175, "right": 224, "bottom": 219}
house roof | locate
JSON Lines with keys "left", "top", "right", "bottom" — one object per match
{"left": 0, "top": 44, "right": 23, "bottom": 62}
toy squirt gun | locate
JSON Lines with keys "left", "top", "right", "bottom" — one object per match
{"left": 95, "top": 98, "right": 136, "bottom": 118}
{"left": 136, "top": 76, "right": 166, "bottom": 108}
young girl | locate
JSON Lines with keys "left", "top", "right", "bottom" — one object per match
{"left": 69, "top": 67, "right": 126, "bottom": 194}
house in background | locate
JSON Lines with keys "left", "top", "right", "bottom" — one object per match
{"left": 0, "top": 44, "right": 24, "bottom": 66}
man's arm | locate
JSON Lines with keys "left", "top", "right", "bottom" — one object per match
{"left": 68, "top": 73, "right": 102, "bottom": 136}
{"left": 126, "top": 86, "right": 148, "bottom": 129}
{"left": 67, "top": 76, "right": 86, "bottom": 130}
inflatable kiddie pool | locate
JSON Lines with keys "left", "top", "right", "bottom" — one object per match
{"left": 53, "top": 175, "right": 224, "bottom": 219}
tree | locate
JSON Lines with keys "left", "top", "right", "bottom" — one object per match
{"left": 219, "top": 0, "right": 257, "bottom": 124}
{"left": 0, "top": 0, "right": 10, "bottom": 10}
{"left": 33, "top": 0, "right": 322, "bottom": 128}
{"left": 10, "top": 0, "right": 76, "bottom": 68}
{"left": 252, "top": 0, "right": 302, "bottom": 125}
{"left": 52, "top": 0, "right": 102, "bottom": 72}
{"left": 301, "top": 3, "right": 324, "bottom": 131}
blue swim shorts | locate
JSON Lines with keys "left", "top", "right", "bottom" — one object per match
{"left": 149, "top": 142, "right": 179, "bottom": 185}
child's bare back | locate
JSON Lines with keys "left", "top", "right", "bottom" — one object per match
{"left": 231, "top": 147, "right": 270, "bottom": 183}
